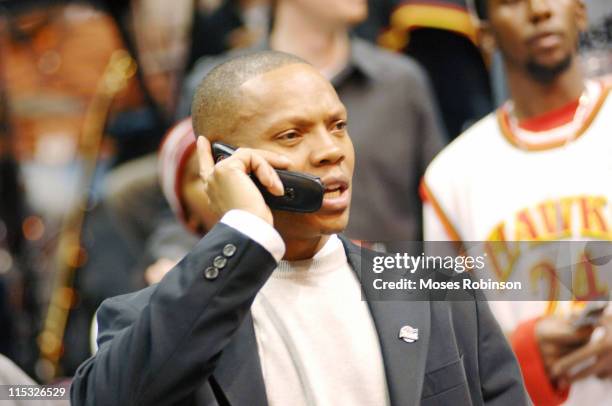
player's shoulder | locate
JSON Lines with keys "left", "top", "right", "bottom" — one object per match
{"left": 425, "top": 112, "right": 499, "bottom": 183}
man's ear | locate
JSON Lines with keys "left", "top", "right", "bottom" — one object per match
{"left": 477, "top": 21, "right": 497, "bottom": 57}
{"left": 574, "top": 0, "right": 588, "bottom": 33}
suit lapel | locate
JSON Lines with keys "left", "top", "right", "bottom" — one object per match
{"left": 213, "top": 312, "right": 267, "bottom": 406}
{"left": 341, "top": 236, "right": 431, "bottom": 406}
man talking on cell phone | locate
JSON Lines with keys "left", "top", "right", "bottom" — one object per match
{"left": 70, "top": 51, "right": 529, "bottom": 405}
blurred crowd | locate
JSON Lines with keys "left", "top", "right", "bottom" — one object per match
{"left": 0, "top": 0, "right": 611, "bottom": 401}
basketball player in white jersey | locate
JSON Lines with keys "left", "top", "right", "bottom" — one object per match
{"left": 422, "top": 0, "right": 612, "bottom": 404}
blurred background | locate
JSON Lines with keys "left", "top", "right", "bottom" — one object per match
{"left": 0, "top": 0, "right": 610, "bottom": 384}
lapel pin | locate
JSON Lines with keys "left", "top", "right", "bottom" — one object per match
{"left": 399, "top": 325, "right": 419, "bottom": 343}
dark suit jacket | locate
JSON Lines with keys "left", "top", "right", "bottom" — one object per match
{"left": 71, "top": 223, "right": 529, "bottom": 405}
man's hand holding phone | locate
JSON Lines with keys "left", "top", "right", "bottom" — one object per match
{"left": 196, "top": 136, "right": 290, "bottom": 225}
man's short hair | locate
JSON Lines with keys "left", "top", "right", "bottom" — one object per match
{"left": 191, "top": 50, "right": 308, "bottom": 138}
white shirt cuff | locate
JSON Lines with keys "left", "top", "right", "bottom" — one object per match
{"left": 220, "top": 210, "right": 286, "bottom": 262}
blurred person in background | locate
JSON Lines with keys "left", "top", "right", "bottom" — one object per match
{"left": 0, "top": 0, "right": 221, "bottom": 379}
{"left": 354, "top": 0, "right": 494, "bottom": 139}
{"left": 423, "top": 0, "right": 612, "bottom": 404}
{"left": 180, "top": 0, "right": 446, "bottom": 248}
{"left": 0, "top": 0, "right": 151, "bottom": 378}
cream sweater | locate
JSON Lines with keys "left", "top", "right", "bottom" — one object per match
{"left": 251, "top": 235, "right": 390, "bottom": 406}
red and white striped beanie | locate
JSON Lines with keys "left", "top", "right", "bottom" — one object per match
{"left": 158, "top": 117, "right": 197, "bottom": 224}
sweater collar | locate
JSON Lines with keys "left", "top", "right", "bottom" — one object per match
{"left": 274, "top": 235, "right": 346, "bottom": 277}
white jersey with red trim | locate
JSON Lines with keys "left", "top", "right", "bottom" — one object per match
{"left": 423, "top": 79, "right": 612, "bottom": 405}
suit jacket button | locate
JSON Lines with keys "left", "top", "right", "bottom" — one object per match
{"left": 204, "top": 266, "right": 219, "bottom": 280}
{"left": 213, "top": 256, "right": 227, "bottom": 269}
{"left": 223, "top": 243, "right": 237, "bottom": 257}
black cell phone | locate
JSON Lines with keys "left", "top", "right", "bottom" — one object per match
{"left": 211, "top": 142, "right": 324, "bottom": 213}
